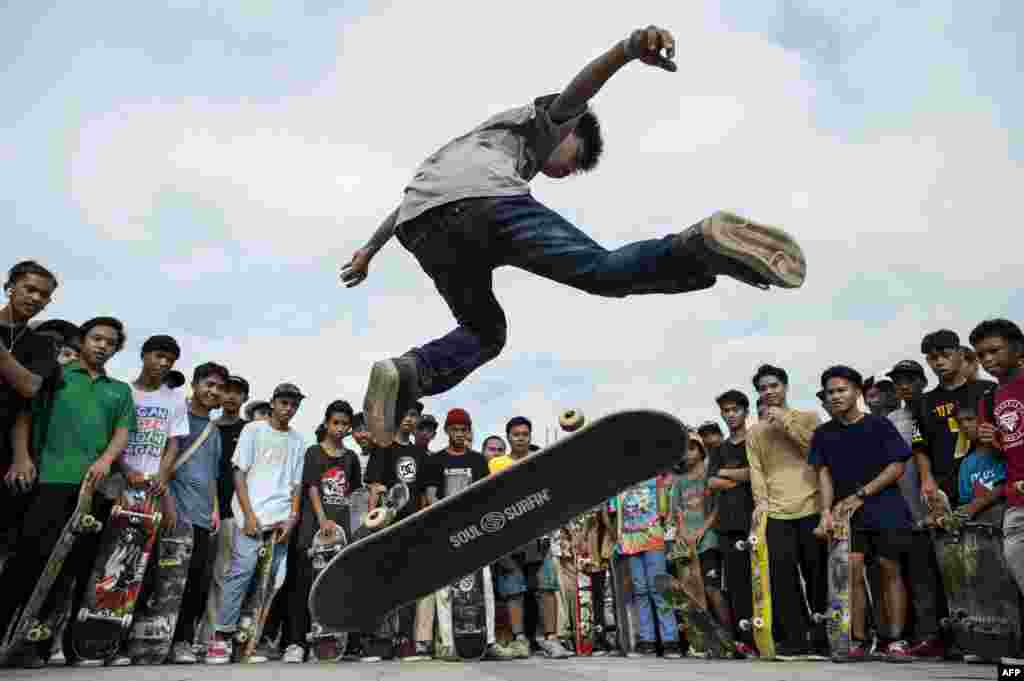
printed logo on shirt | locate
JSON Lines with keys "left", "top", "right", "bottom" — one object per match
{"left": 396, "top": 455, "right": 418, "bottom": 483}
{"left": 320, "top": 467, "right": 350, "bottom": 507}
{"left": 257, "top": 444, "right": 288, "bottom": 466}
{"left": 996, "top": 399, "right": 1024, "bottom": 449}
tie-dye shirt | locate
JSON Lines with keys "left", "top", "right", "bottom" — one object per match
{"left": 608, "top": 477, "right": 668, "bottom": 556}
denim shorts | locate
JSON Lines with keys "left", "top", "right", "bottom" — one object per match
{"left": 494, "top": 554, "right": 560, "bottom": 598}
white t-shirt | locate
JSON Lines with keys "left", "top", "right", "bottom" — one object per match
{"left": 120, "top": 385, "right": 189, "bottom": 477}
{"left": 231, "top": 420, "right": 305, "bottom": 526}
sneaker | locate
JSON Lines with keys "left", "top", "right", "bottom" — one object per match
{"left": 688, "top": 646, "right": 707, "bottom": 658}
{"left": 48, "top": 649, "right": 66, "bottom": 666}
{"left": 536, "top": 636, "right": 573, "bottom": 659}
{"left": 360, "top": 653, "right": 383, "bottom": 663}
{"left": 630, "top": 641, "right": 658, "bottom": 658}
{"left": 169, "top": 641, "right": 197, "bottom": 664}
{"left": 484, "top": 641, "right": 520, "bottom": 661}
{"left": 907, "top": 637, "right": 944, "bottom": 660}
{"left": 282, "top": 644, "right": 305, "bottom": 663}
{"left": 883, "top": 640, "right": 914, "bottom": 663}
{"left": 662, "top": 642, "right": 683, "bottom": 659}
{"left": 507, "top": 636, "right": 531, "bottom": 659}
{"left": 1002, "top": 656, "right": 1024, "bottom": 665}
{"left": 364, "top": 357, "right": 419, "bottom": 446}
{"left": 833, "top": 642, "right": 869, "bottom": 663}
{"left": 776, "top": 645, "right": 811, "bottom": 661}
{"left": 734, "top": 642, "right": 757, "bottom": 659}
{"left": 400, "top": 640, "right": 433, "bottom": 662}
{"left": 205, "top": 638, "right": 231, "bottom": 665}
{"left": 675, "top": 212, "right": 807, "bottom": 290}
{"left": 434, "top": 645, "right": 460, "bottom": 662}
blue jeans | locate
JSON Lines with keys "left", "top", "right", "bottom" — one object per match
{"left": 626, "top": 549, "right": 678, "bottom": 643}
{"left": 395, "top": 195, "right": 715, "bottom": 396}
{"left": 215, "top": 524, "right": 288, "bottom": 632}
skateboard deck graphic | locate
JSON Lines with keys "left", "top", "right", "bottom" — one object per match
{"left": 0, "top": 483, "right": 103, "bottom": 667}
{"left": 739, "top": 513, "right": 774, "bottom": 659}
{"left": 576, "top": 568, "right": 594, "bottom": 656}
{"left": 71, "top": 487, "right": 161, "bottom": 662}
{"left": 440, "top": 469, "right": 486, "bottom": 660}
{"left": 659, "top": 541, "right": 736, "bottom": 658}
{"left": 306, "top": 526, "right": 349, "bottom": 661}
{"left": 817, "top": 509, "right": 852, "bottom": 659}
{"left": 125, "top": 520, "right": 194, "bottom": 664}
{"left": 310, "top": 410, "right": 686, "bottom": 633}
{"left": 235, "top": 530, "right": 277, "bottom": 662}
{"left": 609, "top": 553, "right": 637, "bottom": 655}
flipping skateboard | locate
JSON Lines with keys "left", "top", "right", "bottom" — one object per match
{"left": 306, "top": 525, "right": 349, "bottom": 662}
{"left": 124, "top": 519, "right": 194, "bottom": 664}
{"left": 310, "top": 410, "right": 686, "bottom": 634}
{"left": 234, "top": 529, "right": 278, "bottom": 663}
{"left": 738, "top": 513, "right": 774, "bottom": 660}
{"left": 931, "top": 500, "right": 1019, "bottom": 661}
{"left": 658, "top": 541, "right": 736, "bottom": 658}
{"left": 0, "top": 483, "right": 104, "bottom": 667}
{"left": 70, "top": 485, "right": 161, "bottom": 663}
{"left": 814, "top": 508, "right": 853, "bottom": 660}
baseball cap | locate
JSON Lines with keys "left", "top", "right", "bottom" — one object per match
{"left": 272, "top": 382, "right": 305, "bottom": 400}
{"left": 244, "top": 400, "right": 271, "bottom": 420}
{"left": 444, "top": 408, "right": 471, "bottom": 429}
{"left": 921, "top": 329, "right": 960, "bottom": 354}
{"left": 225, "top": 375, "right": 250, "bottom": 395}
{"left": 886, "top": 359, "right": 927, "bottom": 381}
{"left": 417, "top": 414, "right": 438, "bottom": 430}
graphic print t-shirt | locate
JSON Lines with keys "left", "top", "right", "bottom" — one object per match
{"left": 119, "top": 385, "right": 189, "bottom": 477}
{"left": 981, "top": 371, "right": 1024, "bottom": 507}
{"left": 231, "top": 420, "right": 306, "bottom": 527}
{"left": 428, "top": 449, "right": 488, "bottom": 499}
{"left": 913, "top": 380, "right": 997, "bottom": 482}
{"left": 608, "top": 478, "right": 666, "bottom": 556}
{"left": 957, "top": 450, "right": 1007, "bottom": 505}
{"left": 299, "top": 444, "right": 362, "bottom": 546}
{"left": 364, "top": 442, "right": 435, "bottom": 521}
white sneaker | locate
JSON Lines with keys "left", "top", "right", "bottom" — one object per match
{"left": 536, "top": 637, "right": 573, "bottom": 659}
{"left": 48, "top": 649, "right": 66, "bottom": 666}
{"left": 171, "top": 641, "right": 197, "bottom": 664}
{"left": 283, "top": 644, "right": 305, "bottom": 663}
{"left": 107, "top": 655, "right": 132, "bottom": 666}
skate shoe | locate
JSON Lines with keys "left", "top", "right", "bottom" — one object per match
{"left": 364, "top": 356, "right": 420, "bottom": 445}
{"left": 676, "top": 211, "right": 806, "bottom": 289}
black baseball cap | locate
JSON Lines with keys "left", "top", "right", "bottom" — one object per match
{"left": 225, "top": 375, "right": 250, "bottom": 395}
{"left": 886, "top": 359, "right": 927, "bottom": 382}
{"left": 272, "top": 382, "right": 305, "bottom": 400}
{"left": 921, "top": 329, "right": 960, "bottom": 354}
{"left": 244, "top": 400, "right": 271, "bottom": 419}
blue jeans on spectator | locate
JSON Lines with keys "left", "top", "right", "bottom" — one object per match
{"left": 215, "top": 524, "right": 288, "bottom": 633}
{"left": 626, "top": 548, "right": 678, "bottom": 644}
{"left": 395, "top": 195, "right": 715, "bottom": 397}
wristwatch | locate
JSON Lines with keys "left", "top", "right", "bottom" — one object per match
{"left": 855, "top": 487, "right": 867, "bottom": 499}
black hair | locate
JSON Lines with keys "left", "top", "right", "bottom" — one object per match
{"left": 4, "top": 260, "right": 58, "bottom": 293}
{"left": 316, "top": 399, "right": 355, "bottom": 441}
{"left": 969, "top": 319, "right": 1024, "bottom": 353}
{"left": 79, "top": 316, "right": 126, "bottom": 353}
{"left": 506, "top": 416, "right": 532, "bottom": 435}
{"left": 920, "top": 329, "right": 961, "bottom": 355}
{"left": 715, "top": 389, "right": 750, "bottom": 411}
{"left": 752, "top": 364, "right": 788, "bottom": 389}
{"left": 482, "top": 435, "right": 506, "bottom": 451}
{"left": 192, "top": 361, "right": 229, "bottom": 385}
{"left": 697, "top": 421, "right": 723, "bottom": 436}
{"left": 351, "top": 412, "right": 367, "bottom": 430}
{"left": 821, "top": 365, "right": 864, "bottom": 390}
{"left": 574, "top": 110, "right": 604, "bottom": 174}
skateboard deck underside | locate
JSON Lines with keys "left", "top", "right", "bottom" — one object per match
{"left": 576, "top": 570, "right": 593, "bottom": 655}
{"left": 825, "top": 519, "right": 852, "bottom": 658}
{"left": 749, "top": 515, "right": 774, "bottom": 659}
{"left": 307, "top": 530, "right": 349, "bottom": 659}
{"left": 125, "top": 522, "right": 193, "bottom": 664}
{"left": 235, "top": 534, "right": 276, "bottom": 662}
{"left": 660, "top": 548, "right": 735, "bottom": 658}
{"left": 310, "top": 410, "right": 686, "bottom": 633}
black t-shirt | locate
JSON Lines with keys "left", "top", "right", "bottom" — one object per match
{"left": 809, "top": 413, "right": 913, "bottom": 531}
{"left": 364, "top": 442, "right": 436, "bottom": 521}
{"left": 299, "top": 444, "right": 362, "bottom": 546}
{"left": 0, "top": 325, "right": 59, "bottom": 472}
{"left": 426, "top": 449, "right": 489, "bottom": 499}
{"left": 706, "top": 440, "right": 755, "bottom": 534}
{"left": 912, "top": 380, "right": 996, "bottom": 482}
{"left": 216, "top": 420, "right": 247, "bottom": 519}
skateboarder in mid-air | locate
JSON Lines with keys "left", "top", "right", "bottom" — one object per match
{"left": 341, "top": 24, "right": 808, "bottom": 445}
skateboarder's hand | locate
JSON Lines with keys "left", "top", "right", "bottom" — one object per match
{"left": 274, "top": 526, "right": 290, "bottom": 545}
{"left": 815, "top": 510, "right": 833, "bottom": 539}
{"left": 340, "top": 248, "right": 372, "bottom": 288}
{"left": 85, "top": 457, "right": 113, "bottom": 486}
{"left": 244, "top": 511, "right": 261, "bottom": 537}
{"left": 211, "top": 509, "right": 221, "bottom": 534}
{"left": 162, "top": 500, "right": 177, "bottom": 531}
{"left": 319, "top": 519, "right": 340, "bottom": 539}
{"left": 763, "top": 406, "right": 786, "bottom": 428}
{"left": 4, "top": 457, "right": 36, "bottom": 493}
{"left": 623, "top": 25, "right": 677, "bottom": 72}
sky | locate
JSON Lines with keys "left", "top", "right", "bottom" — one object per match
{"left": 4, "top": 1, "right": 1022, "bottom": 450}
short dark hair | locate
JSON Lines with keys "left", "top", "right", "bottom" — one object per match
{"left": 80, "top": 316, "right": 126, "bottom": 353}
{"left": 574, "top": 110, "right": 604, "bottom": 173}
{"left": 715, "top": 389, "right": 750, "bottom": 411}
{"left": 697, "top": 421, "right": 723, "bottom": 436}
{"left": 506, "top": 416, "right": 532, "bottom": 435}
{"left": 317, "top": 400, "right": 355, "bottom": 442}
{"left": 969, "top": 319, "right": 1024, "bottom": 353}
{"left": 351, "top": 412, "right": 367, "bottom": 431}
{"left": 482, "top": 435, "right": 506, "bottom": 451}
{"left": 192, "top": 361, "right": 229, "bottom": 385}
{"left": 752, "top": 364, "right": 788, "bottom": 389}
{"left": 5, "top": 260, "right": 58, "bottom": 293}
{"left": 821, "top": 365, "right": 864, "bottom": 390}
{"left": 921, "top": 329, "right": 961, "bottom": 355}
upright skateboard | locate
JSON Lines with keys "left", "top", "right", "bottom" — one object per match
{"left": 306, "top": 525, "right": 348, "bottom": 662}
{"left": 815, "top": 508, "right": 852, "bottom": 660}
{"left": 609, "top": 553, "right": 637, "bottom": 656}
{"left": 310, "top": 410, "right": 686, "bottom": 635}
{"left": 738, "top": 513, "right": 774, "bottom": 660}
{"left": 436, "top": 469, "right": 487, "bottom": 660}
{"left": 124, "top": 520, "right": 194, "bottom": 664}
{"left": 0, "top": 483, "right": 103, "bottom": 667}
{"left": 575, "top": 556, "right": 594, "bottom": 655}
{"left": 234, "top": 529, "right": 277, "bottom": 663}
{"left": 70, "top": 485, "right": 161, "bottom": 663}
{"left": 658, "top": 540, "right": 736, "bottom": 658}
{"left": 351, "top": 483, "right": 411, "bottom": 542}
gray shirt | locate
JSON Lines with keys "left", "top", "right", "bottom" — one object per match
{"left": 170, "top": 412, "right": 222, "bottom": 530}
{"left": 396, "top": 94, "right": 584, "bottom": 226}
{"left": 889, "top": 406, "right": 927, "bottom": 525}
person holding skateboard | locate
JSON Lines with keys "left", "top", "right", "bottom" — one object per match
{"left": 341, "top": 24, "right": 808, "bottom": 447}
{"left": 206, "top": 383, "right": 306, "bottom": 664}
{"left": 746, "top": 364, "right": 826, "bottom": 660}
{"left": 1, "top": 316, "right": 136, "bottom": 668}
{"left": 811, "top": 366, "right": 915, "bottom": 662}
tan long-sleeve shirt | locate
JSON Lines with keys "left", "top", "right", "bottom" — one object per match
{"left": 748, "top": 409, "right": 822, "bottom": 519}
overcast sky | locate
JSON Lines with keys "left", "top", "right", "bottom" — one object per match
{"left": 4, "top": 1, "right": 1022, "bottom": 449}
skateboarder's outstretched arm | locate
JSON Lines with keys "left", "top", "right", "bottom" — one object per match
{"left": 340, "top": 207, "right": 399, "bottom": 288}
{"left": 548, "top": 25, "right": 676, "bottom": 123}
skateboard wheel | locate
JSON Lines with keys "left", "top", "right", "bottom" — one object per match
{"left": 752, "top": 617, "right": 765, "bottom": 629}
{"left": 734, "top": 540, "right": 746, "bottom": 550}
{"left": 954, "top": 608, "right": 968, "bottom": 619}
{"left": 257, "top": 547, "right": 268, "bottom": 558}
{"left": 939, "top": 617, "right": 951, "bottom": 628}
{"left": 748, "top": 535, "right": 759, "bottom": 546}
{"left": 738, "top": 619, "right": 751, "bottom": 631}
{"left": 152, "top": 512, "right": 163, "bottom": 527}
{"left": 559, "top": 409, "right": 585, "bottom": 432}
{"left": 365, "top": 507, "right": 388, "bottom": 530}
{"left": 77, "top": 607, "right": 89, "bottom": 623}
{"left": 122, "top": 615, "right": 132, "bottom": 629}
{"left": 112, "top": 505, "right": 123, "bottom": 517}
{"left": 237, "top": 632, "right": 250, "bottom": 643}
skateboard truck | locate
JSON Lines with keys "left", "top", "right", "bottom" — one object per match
{"left": 76, "top": 608, "right": 133, "bottom": 629}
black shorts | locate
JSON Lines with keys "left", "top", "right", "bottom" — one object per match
{"left": 851, "top": 528, "right": 914, "bottom": 561}
{"left": 699, "top": 549, "right": 723, "bottom": 590}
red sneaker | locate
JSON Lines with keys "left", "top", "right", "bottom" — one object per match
{"left": 884, "top": 640, "right": 914, "bottom": 663}
{"left": 734, "top": 642, "right": 758, "bottom": 659}
{"left": 907, "top": 638, "right": 944, "bottom": 660}
{"left": 832, "top": 642, "right": 868, "bottom": 663}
